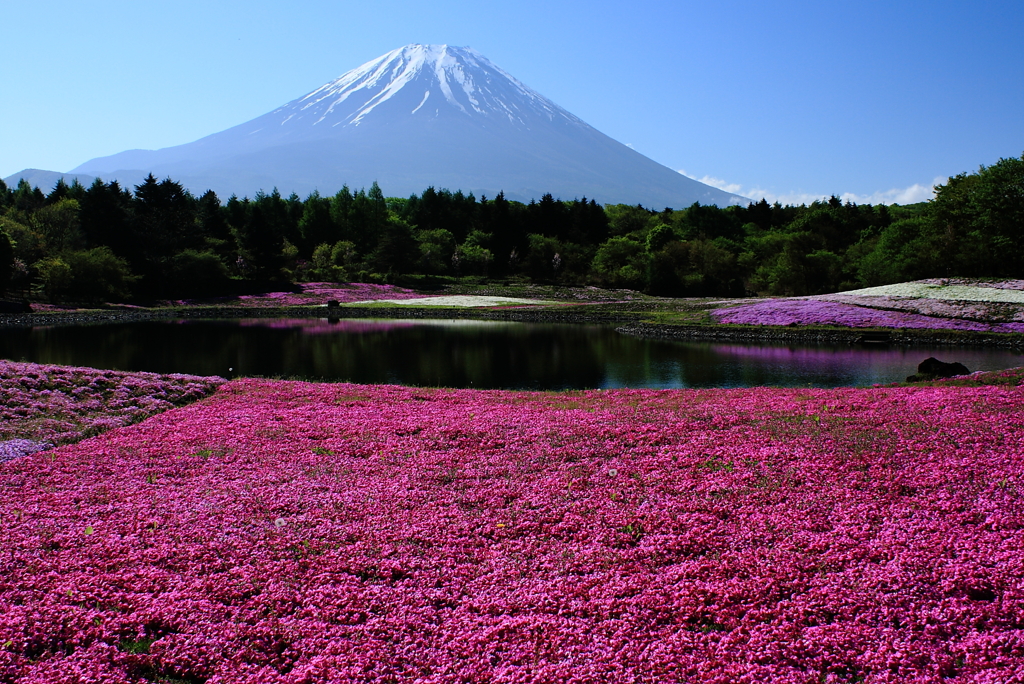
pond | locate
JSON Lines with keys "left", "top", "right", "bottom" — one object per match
{"left": 2, "top": 318, "right": 1020, "bottom": 389}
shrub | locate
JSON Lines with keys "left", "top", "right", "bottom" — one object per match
{"left": 35, "top": 247, "right": 138, "bottom": 303}
{"left": 165, "top": 249, "right": 230, "bottom": 297}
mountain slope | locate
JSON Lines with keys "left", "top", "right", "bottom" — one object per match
{"left": 70, "top": 44, "right": 747, "bottom": 207}
{"left": 3, "top": 169, "right": 97, "bottom": 192}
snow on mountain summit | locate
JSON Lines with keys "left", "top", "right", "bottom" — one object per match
{"left": 69, "top": 44, "right": 748, "bottom": 207}
{"left": 272, "top": 44, "right": 584, "bottom": 131}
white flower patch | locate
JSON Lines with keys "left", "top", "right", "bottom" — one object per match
{"left": 830, "top": 282, "right": 1024, "bottom": 303}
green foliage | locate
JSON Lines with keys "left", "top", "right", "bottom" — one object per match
{"left": 931, "top": 153, "right": 1024, "bottom": 276}
{"left": 372, "top": 215, "right": 419, "bottom": 275}
{"left": 34, "top": 257, "right": 74, "bottom": 302}
{"left": 592, "top": 236, "right": 646, "bottom": 288}
{"left": 298, "top": 191, "right": 336, "bottom": 251}
{"left": 0, "top": 214, "right": 46, "bottom": 265}
{"left": 856, "top": 216, "right": 936, "bottom": 286}
{"left": 523, "top": 234, "right": 565, "bottom": 281}
{"left": 32, "top": 198, "right": 83, "bottom": 253}
{"left": 36, "top": 247, "right": 138, "bottom": 303}
{"left": 0, "top": 227, "right": 13, "bottom": 295}
{"left": 416, "top": 229, "right": 456, "bottom": 275}
{"left": 645, "top": 224, "right": 675, "bottom": 253}
{"left": 5, "top": 152, "right": 1022, "bottom": 302}
{"left": 453, "top": 231, "right": 494, "bottom": 277}
{"left": 605, "top": 204, "right": 655, "bottom": 237}
{"left": 310, "top": 242, "right": 337, "bottom": 281}
{"left": 165, "top": 250, "right": 230, "bottom": 297}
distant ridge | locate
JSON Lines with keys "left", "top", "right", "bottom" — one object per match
{"left": 60, "top": 44, "right": 747, "bottom": 207}
{"left": 3, "top": 169, "right": 96, "bottom": 192}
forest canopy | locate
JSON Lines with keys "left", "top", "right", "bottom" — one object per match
{"left": 1, "top": 152, "right": 1021, "bottom": 303}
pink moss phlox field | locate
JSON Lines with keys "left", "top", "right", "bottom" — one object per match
{"left": 4, "top": 380, "right": 1024, "bottom": 682}
{"left": 814, "top": 295, "right": 1024, "bottom": 324}
{"left": 712, "top": 298, "right": 1024, "bottom": 333}
{"left": 173, "top": 282, "right": 425, "bottom": 308}
{"left": 0, "top": 360, "right": 224, "bottom": 448}
{"left": 237, "top": 319, "right": 419, "bottom": 335}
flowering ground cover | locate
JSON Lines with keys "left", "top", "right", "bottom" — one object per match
{"left": 836, "top": 280, "right": 1024, "bottom": 304}
{"left": 3, "top": 377, "right": 1023, "bottom": 682}
{"left": 173, "top": 282, "right": 427, "bottom": 308}
{"left": 711, "top": 298, "right": 1024, "bottom": 333}
{"left": 237, "top": 318, "right": 506, "bottom": 335}
{"left": 0, "top": 360, "right": 224, "bottom": 455}
{"left": 812, "top": 295, "right": 1024, "bottom": 325}
{"left": 359, "top": 295, "right": 553, "bottom": 308}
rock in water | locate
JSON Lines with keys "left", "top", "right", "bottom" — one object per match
{"left": 906, "top": 357, "right": 970, "bottom": 382}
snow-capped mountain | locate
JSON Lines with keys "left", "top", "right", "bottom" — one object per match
{"left": 65, "top": 44, "right": 746, "bottom": 207}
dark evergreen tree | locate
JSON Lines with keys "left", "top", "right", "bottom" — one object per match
{"left": 13, "top": 179, "right": 45, "bottom": 212}
{"left": 529, "top": 193, "right": 569, "bottom": 240}
{"left": 194, "top": 190, "right": 233, "bottom": 263}
{"left": 80, "top": 179, "right": 135, "bottom": 261}
{"left": 132, "top": 174, "right": 199, "bottom": 275}
{"left": 233, "top": 200, "right": 285, "bottom": 279}
{"left": 297, "top": 191, "right": 336, "bottom": 254}
{"left": 372, "top": 216, "right": 420, "bottom": 275}
{"left": 0, "top": 227, "right": 13, "bottom": 295}
{"left": 46, "top": 178, "right": 71, "bottom": 204}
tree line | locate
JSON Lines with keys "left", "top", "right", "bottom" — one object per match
{"left": 0, "top": 152, "right": 1021, "bottom": 303}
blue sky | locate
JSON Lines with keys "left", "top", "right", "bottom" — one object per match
{"left": 2, "top": 0, "right": 1021, "bottom": 204}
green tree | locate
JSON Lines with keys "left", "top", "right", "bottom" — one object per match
{"left": 13, "top": 179, "right": 44, "bottom": 212}
{"left": 931, "top": 153, "right": 1024, "bottom": 276}
{"left": 0, "top": 227, "right": 13, "bottom": 295}
{"left": 32, "top": 198, "right": 83, "bottom": 253}
{"left": 416, "top": 228, "right": 457, "bottom": 275}
{"left": 36, "top": 247, "right": 137, "bottom": 303}
{"left": 372, "top": 215, "right": 419, "bottom": 275}
{"left": 856, "top": 216, "right": 937, "bottom": 285}
{"left": 298, "top": 191, "right": 336, "bottom": 254}
{"left": 80, "top": 179, "right": 135, "bottom": 261}
{"left": 165, "top": 250, "right": 230, "bottom": 297}
{"left": 232, "top": 200, "right": 285, "bottom": 279}
{"left": 522, "top": 234, "right": 564, "bottom": 281}
{"left": 592, "top": 236, "right": 646, "bottom": 288}
{"left": 453, "top": 231, "right": 493, "bottom": 277}
{"left": 0, "top": 215, "right": 46, "bottom": 265}
{"left": 310, "top": 242, "right": 340, "bottom": 281}
{"left": 133, "top": 174, "right": 199, "bottom": 265}
{"left": 645, "top": 224, "right": 675, "bottom": 253}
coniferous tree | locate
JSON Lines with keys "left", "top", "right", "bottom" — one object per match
{"left": 13, "top": 179, "right": 45, "bottom": 212}
{"left": 297, "top": 191, "right": 336, "bottom": 254}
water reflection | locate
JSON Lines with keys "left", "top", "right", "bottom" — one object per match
{"left": 1, "top": 318, "right": 1020, "bottom": 389}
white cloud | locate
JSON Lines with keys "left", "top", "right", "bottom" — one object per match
{"left": 679, "top": 171, "right": 945, "bottom": 206}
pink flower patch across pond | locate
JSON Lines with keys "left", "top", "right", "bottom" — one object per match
{"left": 237, "top": 318, "right": 420, "bottom": 335}
{"left": 175, "top": 282, "right": 426, "bottom": 308}
{"left": 712, "top": 298, "right": 1024, "bottom": 333}
{"left": 3, "top": 378, "right": 1024, "bottom": 681}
